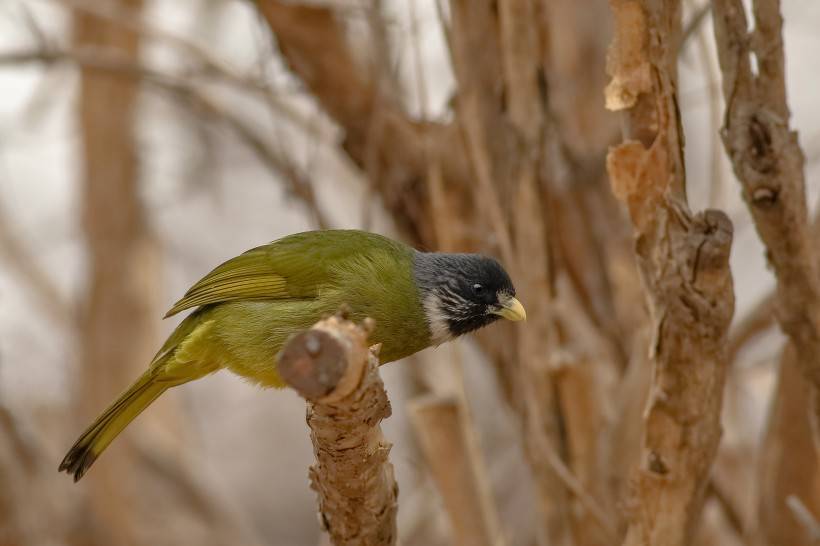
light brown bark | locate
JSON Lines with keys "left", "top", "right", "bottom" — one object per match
{"left": 711, "top": 0, "right": 820, "bottom": 439}
{"left": 278, "top": 315, "right": 398, "bottom": 546}
{"left": 605, "top": 1, "right": 736, "bottom": 545}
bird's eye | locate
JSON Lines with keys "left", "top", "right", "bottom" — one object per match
{"left": 473, "top": 283, "right": 484, "bottom": 295}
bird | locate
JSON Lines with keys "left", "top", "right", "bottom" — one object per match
{"left": 59, "top": 229, "right": 526, "bottom": 481}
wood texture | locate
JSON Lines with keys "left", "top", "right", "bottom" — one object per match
{"left": 605, "top": 1, "right": 736, "bottom": 544}
{"left": 279, "top": 315, "right": 398, "bottom": 546}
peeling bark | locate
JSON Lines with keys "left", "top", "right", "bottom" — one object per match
{"left": 605, "top": 1, "right": 736, "bottom": 544}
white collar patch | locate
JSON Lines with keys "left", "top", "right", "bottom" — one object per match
{"left": 422, "top": 292, "right": 453, "bottom": 346}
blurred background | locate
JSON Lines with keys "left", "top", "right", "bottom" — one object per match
{"left": 0, "top": 0, "right": 819, "bottom": 545}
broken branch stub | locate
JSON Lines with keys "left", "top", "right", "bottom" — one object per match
{"left": 278, "top": 315, "right": 397, "bottom": 546}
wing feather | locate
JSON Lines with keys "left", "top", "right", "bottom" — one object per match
{"left": 164, "top": 249, "right": 291, "bottom": 317}
{"left": 163, "top": 230, "right": 413, "bottom": 318}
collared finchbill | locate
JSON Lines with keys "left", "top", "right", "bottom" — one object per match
{"left": 492, "top": 295, "right": 526, "bottom": 322}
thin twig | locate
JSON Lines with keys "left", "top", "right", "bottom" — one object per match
{"left": 407, "top": 0, "right": 429, "bottom": 120}
{"left": 707, "top": 479, "right": 746, "bottom": 538}
{"left": 728, "top": 292, "right": 776, "bottom": 363}
{"left": 50, "top": 0, "right": 327, "bottom": 143}
{"left": 786, "top": 496, "right": 820, "bottom": 543}
{"left": 686, "top": 0, "right": 725, "bottom": 209}
{"left": 0, "top": 195, "right": 74, "bottom": 329}
{"left": 681, "top": 3, "right": 712, "bottom": 51}
{"left": 527, "top": 421, "right": 619, "bottom": 543}
{"left": 0, "top": 46, "right": 329, "bottom": 228}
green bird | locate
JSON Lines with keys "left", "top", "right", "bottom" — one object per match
{"left": 59, "top": 229, "right": 525, "bottom": 481}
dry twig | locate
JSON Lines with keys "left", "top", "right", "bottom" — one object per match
{"left": 278, "top": 314, "right": 397, "bottom": 546}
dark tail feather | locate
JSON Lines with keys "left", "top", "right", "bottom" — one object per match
{"left": 59, "top": 371, "right": 169, "bottom": 482}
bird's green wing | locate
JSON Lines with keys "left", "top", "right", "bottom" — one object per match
{"left": 164, "top": 230, "right": 412, "bottom": 317}
{"left": 164, "top": 249, "right": 288, "bottom": 317}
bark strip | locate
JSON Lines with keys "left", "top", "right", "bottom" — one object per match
{"left": 278, "top": 315, "right": 397, "bottom": 546}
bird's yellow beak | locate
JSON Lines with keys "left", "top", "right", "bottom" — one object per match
{"left": 492, "top": 296, "right": 527, "bottom": 322}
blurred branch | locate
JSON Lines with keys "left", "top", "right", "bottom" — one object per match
{"left": 756, "top": 343, "right": 820, "bottom": 546}
{"left": 52, "top": 0, "right": 315, "bottom": 128}
{"left": 727, "top": 203, "right": 820, "bottom": 363}
{"left": 605, "top": 2, "right": 735, "bottom": 545}
{"left": 408, "top": 395, "right": 506, "bottom": 546}
{"left": 278, "top": 314, "right": 397, "bottom": 546}
{"left": 706, "top": 479, "right": 745, "bottom": 538}
{"left": 727, "top": 292, "right": 775, "bottom": 363}
{"left": 73, "top": 5, "right": 154, "bottom": 543}
{"left": 712, "top": 0, "right": 820, "bottom": 440}
{"left": 786, "top": 496, "right": 820, "bottom": 544}
{"left": 256, "top": 0, "right": 470, "bottom": 245}
{"left": 0, "top": 46, "right": 329, "bottom": 228}
{"left": 0, "top": 405, "right": 65, "bottom": 545}
{"left": 366, "top": 0, "right": 400, "bottom": 100}
{"left": 134, "top": 443, "right": 265, "bottom": 546}
{"left": 49, "top": 0, "right": 342, "bottom": 186}
{"left": 0, "top": 198, "right": 74, "bottom": 329}
{"left": 681, "top": 3, "right": 711, "bottom": 50}
{"left": 523, "top": 405, "right": 618, "bottom": 543}
{"left": 686, "top": 0, "right": 726, "bottom": 209}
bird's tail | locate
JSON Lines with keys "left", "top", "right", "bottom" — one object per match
{"left": 59, "top": 369, "right": 171, "bottom": 482}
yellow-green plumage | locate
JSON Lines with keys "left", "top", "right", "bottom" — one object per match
{"left": 60, "top": 230, "right": 432, "bottom": 480}
{"left": 61, "top": 230, "right": 527, "bottom": 482}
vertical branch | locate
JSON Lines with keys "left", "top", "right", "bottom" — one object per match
{"left": 0, "top": 198, "right": 74, "bottom": 329}
{"left": 408, "top": 396, "right": 506, "bottom": 546}
{"left": 73, "top": 3, "right": 162, "bottom": 544}
{"left": 605, "top": 1, "right": 735, "bottom": 545}
{"left": 757, "top": 344, "right": 820, "bottom": 546}
{"left": 253, "top": 3, "right": 653, "bottom": 544}
{"left": 278, "top": 315, "right": 398, "bottom": 546}
{"left": 711, "top": 0, "right": 820, "bottom": 439}
{"left": 450, "top": 1, "right": 577, "bottom": 544}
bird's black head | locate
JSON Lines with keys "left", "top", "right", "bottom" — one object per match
{"left": 413, "top": 252, "right": 526, "bottom": 343}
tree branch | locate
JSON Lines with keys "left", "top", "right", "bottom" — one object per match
{"left": 0, "top": 197, "right": 74, "bottom": 329}
{"left": 605, "top": 1, "right": 736, "bottom": 544}
{"left": 408, "top": 395, "right": 506, "bottom": 546}
{"left": 255, "top": 0, "right": 470, "bottom": 245}
{"left": 711, "top": 0, "right": 820, "bottom": 438}
{"left": 278, "top": 314, "right": 397, "bottom": 546}
{"left": 756, "top": 343, "right": 820, "bottom": 546}
{"left": 0, "top": 46, "right": 329, "bottom": 228}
